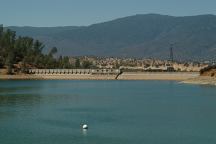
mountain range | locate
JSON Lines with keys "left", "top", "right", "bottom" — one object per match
{"left": 8, "top": 14, "right": 216, "bottom": 61}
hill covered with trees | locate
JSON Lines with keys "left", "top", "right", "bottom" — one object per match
{"left": 9, "top": 14, "right": 216, "bottom": 61}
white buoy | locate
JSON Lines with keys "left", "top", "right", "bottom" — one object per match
{"left": 82, "top": 124, "right": 88, "bottom": 130}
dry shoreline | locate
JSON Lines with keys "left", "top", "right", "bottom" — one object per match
{"left": 118, "top": 72, "right": 199, "bottom": 81}
{"left": 182, "top": 76, "right": 216, "bottom": 85}
{"left": 1, "top": 72, "right": 216, "bottom": 86}
{"left": 0, "top": 72, "right": 199, "bottom": 81}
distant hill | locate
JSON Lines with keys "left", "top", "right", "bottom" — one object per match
{"left": 8, "top": 14, "right": 216, "bottom": 61}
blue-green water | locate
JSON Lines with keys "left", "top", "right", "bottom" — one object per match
{"left": 0, "top": 80, "right": 216, "bottom": 144}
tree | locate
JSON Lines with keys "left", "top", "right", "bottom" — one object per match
{"left": 33, "top": 40, "right": 44, "bottom": 56}
{"left": 21, "top": 56, "right": 28, "bottom": 73}
{"left": 5, "top": 51, "right": 14, "bottom": 74}
{"left": 0, "top": 24, "right": 3, "bottom": 37}
{"left": 82, "top": 60, "right": 93, "bottom": 69}
{"left": 0, "top": 24, "right": 3, "bottom": 67}
{"left": 62, "top": 56, "right": 70, "bottom": 69}
{"left": 49, "top": 47, "right": 58, "bottom": 56}
{"left": 14, "top": 36, "right": 33, "bottom": 62}
{"left": 0, "top": 26, "right": 72, "bottom": 73}
{"left": 75, "top": 58, "right": 80, "bottom": 68}
{"left": 58, "top": 56, "right": 63, "bottom": 68}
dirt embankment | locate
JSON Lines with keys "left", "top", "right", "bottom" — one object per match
{"left": 0, "top": 69, "right": 8, "bottom": 75}
{"left": 182, "top": 66, "right": 216, "bottom": 85}
{"left": 201, "top": 69, "right": 216, "bottom": 77}
{"left": 182, "top": 76, "right": 216, "bottom": 85}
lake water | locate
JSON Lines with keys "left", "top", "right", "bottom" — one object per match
{"left": 0, "top": 80, "right": 216, "bottom": 144}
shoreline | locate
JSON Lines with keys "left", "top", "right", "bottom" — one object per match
{"left": 182, "top": 76, "right": 216, "bottom": 85}
{"left": 118, "top": 72, "right": 199, "bottom": 81}
{"left": 0, "top": 72, "right": 199, "bottom": 81}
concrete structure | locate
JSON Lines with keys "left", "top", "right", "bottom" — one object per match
{"left": 28, "top": 69, "right": 120, "bottom": 75}
{"left": 91, "top": 69, "right": 120, "bottom": 75}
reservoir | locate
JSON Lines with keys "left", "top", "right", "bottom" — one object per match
{"left": 0, "top": 80, "right": 216, "bottom": 144}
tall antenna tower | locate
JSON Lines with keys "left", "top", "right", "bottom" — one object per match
{"left": 169, "top": 43, "right": 174, "bottom": 62}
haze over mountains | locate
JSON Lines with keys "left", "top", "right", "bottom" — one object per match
{"left": 8, "top": 14, "right": 216, "bottom": 61}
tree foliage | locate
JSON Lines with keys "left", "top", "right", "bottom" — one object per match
{"left": 0, "top": 26, "right": 79, "bottom": 74}
{"left": 82, "top": 60, "right": 93, "bottom": 69}
{"left": 75, "top": 58, "right": 80, "bottom": 68}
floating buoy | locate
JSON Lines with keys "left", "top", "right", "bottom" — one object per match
{"left": 82, "top": 124, "right": 88, "bottom": 130}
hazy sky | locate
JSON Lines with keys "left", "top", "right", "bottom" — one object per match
{"left": 0, "top": 0, "right": 216, "bottom": 27}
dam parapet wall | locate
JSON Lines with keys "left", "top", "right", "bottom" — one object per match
{"left": 28, "top": 69, "right": 120, "bottom": 75}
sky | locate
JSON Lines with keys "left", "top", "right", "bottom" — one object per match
{"left": 0, "top": 0, "right": 216, "bottom": 27}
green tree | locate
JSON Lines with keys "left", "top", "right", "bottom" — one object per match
{"left": 0, "top": 26, "right": 71, "bottom": 73}
{"left": 49, "top": 47, "right": 58, "bottom": 56}
{"left": 82, "top": 60, "right": 93, "bottom": 69}
{"left": 0, "top": 24, "right": 3, "bottom": 37}
{"left": 33, "top": 40, "right": 44, "bottom": 56}
{"left": 75, "top": 58, "right": 80, "bottom": 68}
{"left": 3, "top": 29, "right": 16, "bottom": 73}
{"left": 58, "top": 56, "right": 63, "bottom": 68}
{"left": 0, "top": 24, "right": 3, "bottom": 67}
{"left": 5, "top": 51, "right": 14, "bottom": 74}
{"left": 21, "top": 56, "right": 28, "bottom": 73}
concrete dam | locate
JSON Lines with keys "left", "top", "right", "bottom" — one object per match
{"left": 28, "top": 69, "right": 121, "bottom": 75}
{"left": 26, "top": 69, "right": 121, "bottom": 80}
